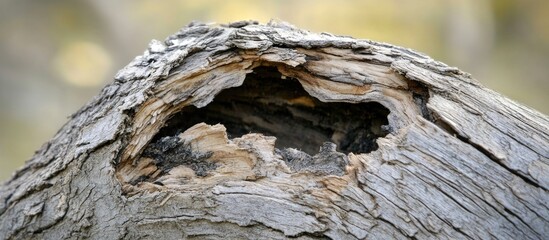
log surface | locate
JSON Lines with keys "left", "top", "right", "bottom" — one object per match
{"left": 1, "top": 20, "right": 548, "bottom": 239}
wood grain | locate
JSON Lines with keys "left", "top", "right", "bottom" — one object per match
{"left": 1, "top": 20, "right": 547, "bottom": 239}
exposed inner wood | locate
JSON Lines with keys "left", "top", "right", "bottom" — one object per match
{"left": 2, "top": 21, "right": 548, "bottom": 240}
{"left": 155, "top": 66, "right": 390, "bottom": 155}
{"left": 120, "top": 66, "right": 391, "bottom": 185}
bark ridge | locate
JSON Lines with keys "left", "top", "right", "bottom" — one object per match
{"left": 1, "top": 20, "right": 548, "bottom": 239}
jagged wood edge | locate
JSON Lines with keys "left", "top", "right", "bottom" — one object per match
{"left": 0, "top": 20, "right": 547, "bottom": 239}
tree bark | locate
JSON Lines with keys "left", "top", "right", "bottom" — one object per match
{"left": 1, "top": 20, "right": 548, "bottom": 239}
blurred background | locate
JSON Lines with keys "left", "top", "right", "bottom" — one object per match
{"left": 1, "top": 0, "right": 548, "bottom": 181}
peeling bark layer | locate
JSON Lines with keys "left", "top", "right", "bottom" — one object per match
{"left": 1, "top": 20, "right": 548, "bottom": 239}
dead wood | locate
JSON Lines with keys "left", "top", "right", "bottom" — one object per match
{"left": 1, "top": 20, "right": 548, "bottom": 239}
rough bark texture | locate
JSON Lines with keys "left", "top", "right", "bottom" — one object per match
{"left": 1, "top": 20, "right": 548, "bottom": 239}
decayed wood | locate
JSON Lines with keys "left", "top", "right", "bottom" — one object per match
{"left": 1, "top": 20, "right": 548, "bottom": 239}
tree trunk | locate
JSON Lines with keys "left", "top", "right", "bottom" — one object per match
{"left": 1, "top": 20, "right": 548, "bottom": 240}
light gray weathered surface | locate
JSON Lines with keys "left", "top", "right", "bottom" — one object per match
{"left": 1, "top": 20, "right": 548, "bottom": 239}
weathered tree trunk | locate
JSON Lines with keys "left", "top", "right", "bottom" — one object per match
{"left": 1, "top": 20, "right": 548, "bottom": 239}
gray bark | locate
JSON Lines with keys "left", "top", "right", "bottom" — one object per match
{"left": 1, "top": 20, "right": 548, "bottom": 239}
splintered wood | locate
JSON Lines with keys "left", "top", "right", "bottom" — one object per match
{"left": 1, "top": 21, "right": 547, "bottom": 239}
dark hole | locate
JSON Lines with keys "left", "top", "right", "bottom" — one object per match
{"left": 153, "top": 66, "right": 390, "bottom": 155}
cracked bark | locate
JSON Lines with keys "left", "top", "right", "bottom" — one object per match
{"left": 1, "top": 20, "right": 548, "bottom": 239}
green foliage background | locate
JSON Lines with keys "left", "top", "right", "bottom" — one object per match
{"left": 1, "top": 0, "right": 548, "bottom": 181}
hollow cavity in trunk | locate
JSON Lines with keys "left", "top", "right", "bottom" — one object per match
{"left": 155, "top": 66, "right": 390, "bottom": 155}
